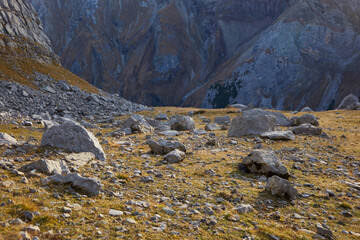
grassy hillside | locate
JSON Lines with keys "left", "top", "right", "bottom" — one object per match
{"left": 0, "top": 107, "right": 359, "bottom": 239}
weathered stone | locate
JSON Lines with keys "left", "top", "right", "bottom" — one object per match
{"left": 294, "top": 114, "right": 319, "bottom": 126}
{"left": 158, "top": 130, "right": 179, "bottom": 136}
{"left": 336, "top": 94, "right": 360, "bottom": 110}
{"left": 261, "top": 131, "right": 295, "bottom": 141}
{"left": 163, "top": 149, "right": 186, "bottom": 164}
{"left": 131, "top": 121, "right": 154, "bottom": 134}
{"left": 0, "top": 133, "right": 17, "bottom": 145}
{"left": 109, "top": 209, "right": 124, "bottom": 217}
{"left": 291, "top": 123, "right": 322, "bottom": 136}
{"left": 214, "top": 116, "right": 231, "bottom": 125}
{"left": 233, "top": 204, "right": 254, "bottom": 214}
{"left": 20, "top": 160, "right": 70, "bottom": 175}
{"left": 243, "top": 109, "right": 292, "bottom": 126}
{"left": 41, "top": 120, "right": 106, "bottom": 161}
{"left": 50, "top": 173, "right": 102, "bottom": 197}
{"left": 155, "top": 113, "right": 168, "bottom": 120}
{"left": 170, "top": 116, "right": 195, "bottom": 131}
{"left": 64, "top": 152, "right": 95, "bottom": 167}
{"left": 146, "top": 139, "right": 186, "bottom": 155}
{"left": 300, "top": 107, "right": 313, "bottom": 112}
{"left": 266, "top": 176, "right": 299, "bottom": 200}
{"left": 22, "top": 225, "right": 40, "bottom": 234}
{"left": 316, "top": 223, "right": 333, "bottom": 237}
{"left": 228, "top": 115, "right": 276, "bottom": 137}
{"left": 242, "top": 150, "right": 289, "bottom": 178}
{"left": 205, "top": 123, "right": 220, "bottom": 131}
{"left": 163, "top": 207, "right": 176, "bottom": 215}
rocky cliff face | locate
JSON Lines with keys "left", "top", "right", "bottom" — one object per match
{"left": 29, "top": 0, "right": 292, "bottom": 106}
{"left": 202, "top": 0, "right": 360, "bottom": 110}
{"left": 0, "top": 0, "right": 51, "bottom": 50}
{"left": 30, "top": 0, "right": 360, "bottom": 110}
{"left": 0, "top": 0, "right": 57, "bottom": 63}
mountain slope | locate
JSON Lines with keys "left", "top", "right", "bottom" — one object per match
{"left": 0, "top": 0, "right": 147, "bottom": 119}
{"left": 29, "top": 0, "right": 291, "bottom": 106}
{"left": 201, "top": 0, "right": 360, "bottom": 110}
{"left": 29, "top": 0, "right": 360, "bottom": 110}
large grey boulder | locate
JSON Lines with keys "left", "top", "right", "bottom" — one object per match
{"left": 261, "top": 131, "right": 295, "bottom": 141}
{"left": 293, "top": 114, "right": 319, "bottom": 126}
{"left": 336, "top": 94, "right": 360, "bottom": 110}
{"left": 50, "top": 173, "right": 102, "bottom": 197}
{"left": 214, "top": 116, "right": 231, "bottom": 125}
{"left": 41, "top": 120, "right": 106, "bottom": 161}
{"left": 146, "top": 139, "right": 186, "bottom": 155}
{"left": 228, "top": 115, "right": 276, "bottom": 137}
{"left": 163, "top": 149, "right": 186, "bottom": 164}
{"left": 0, "top": 133, "right": 17, "bottom": 145}
{"left": 290, "top": 123, "right": 322, "bottom": 136}
{"left": 243, "top": 109, "right": 292, "bottom": 126}
{"left": 265, "top": 176, "right": 299, "bottom": 200}
{"left": 170, "top": 116, "right": 195, "bottom": 131}
{"left": 241, "top": 150, "right": 289, "bottom": 179}
{"left": 20, "top": 159, "right": 70, "bottom": 175}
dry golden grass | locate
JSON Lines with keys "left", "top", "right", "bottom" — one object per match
{"left": 0, "top": 35, "right": 99, "bottom": 94}
{"left": 0, "top": 107, "right": 359, "bottom": 239}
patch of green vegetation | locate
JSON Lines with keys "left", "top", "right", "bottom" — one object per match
{"left": 116, "top": 173, "right": 129, "bottom": 181}
{"left": 338, "top": 202, "right": 352, "bottom": 209}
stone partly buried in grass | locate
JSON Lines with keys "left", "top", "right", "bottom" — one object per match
{"left": 41, "top": 120, "right": 106, "bottom": 161}
{"left": 240, "top": 150, "right": 290, "bottom": 179}
{"left": 20, "top": 159, "right": 70, "bottom": 175}
{"left": 290, "top": 123, "right": 322, "bottom": 136}
{"left": 49, "top": 173, "right": 102, "bottom": 197}
{"left": 146, "top": 139, "right": 186, "bottom": 155}
{"left": 163, "top": 149, "right": 186, "bottom": 164}
{"left": 265, "top": 175, "right": 299, "bottom": 200}
{"left": 260, "top": 130, "right": 295, "bottom": 141}
{"left": 0, "top": 132, "right": 18, "bottom": 146}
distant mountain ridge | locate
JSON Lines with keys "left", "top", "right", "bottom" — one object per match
{"left": 29, "top": 0, "right": 360, "bottom": 110}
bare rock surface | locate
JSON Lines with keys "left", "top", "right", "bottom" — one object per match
{"left": 228, "top": 115, "right": 276, "bottom": 137}
{"left": 261, "top": 131, "right": 295, "bottom": 141}
{"left": 266, "top": 176, "right": 299, "bottom": 200}
{"left": 49, "top": 173, "right": 102, "bottom": 197}
{"left": 20, "top": 159, "right": 69, "bottom": 175}
{"left": 41, "top": 120, "right": 106, "bottom": 161}
{"left": 0, "top": 133, "right": 18, "bottom": 145}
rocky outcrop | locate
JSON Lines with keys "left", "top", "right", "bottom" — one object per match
{"left": 203, "top": 0, "right": 360, "bottom": 110}
{"left": 0, "top": 0, "right": 51, "bottom": 50}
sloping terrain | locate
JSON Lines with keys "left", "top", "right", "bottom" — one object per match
{"left": 0, "top": 0, "right": 148, "bottom": 120}
{"left": 30, "top": 0, "right": 360, "bottom": 110}
{"left": 201, "top": 0, "right": 360, "bottom": 110}
{"left": 29, "top": 0, "right": 292, "bottom": 106}
{"left": 0, "top": 107, "right": 359, "bottom": 239}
